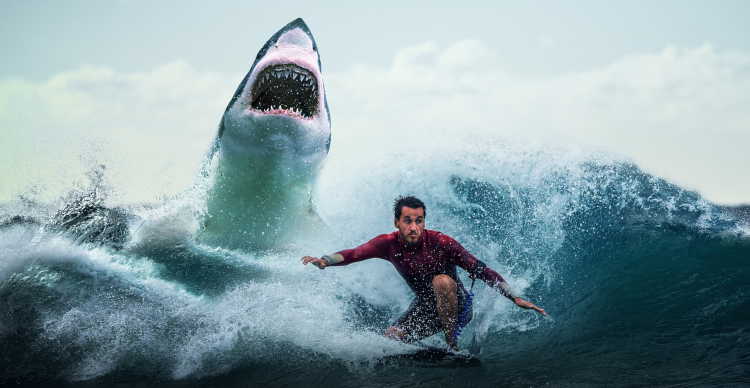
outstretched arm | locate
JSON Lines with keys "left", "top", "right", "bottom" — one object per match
{"left": 446, "top": 236, "right": 548, "bottom": 316}
{"left": 512, "top": 297, "right": 547, "bottom": 315}
{"left": 301, "top": 234, "right": 391, "bottom": 270}
{"left": 301, "top": 254, "right": 343, "bottom": 269}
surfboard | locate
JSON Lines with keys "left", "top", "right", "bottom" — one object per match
{"left": 379, "top": 334, "right": 482, "bottom": 366}
{"left": 378, "top": 346, "right": 481, "bottom": 367}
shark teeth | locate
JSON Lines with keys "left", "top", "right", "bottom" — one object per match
{"left": 250, "top": 64, "right": 319, "bottom": 118}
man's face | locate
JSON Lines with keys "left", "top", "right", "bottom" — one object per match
{"left": 395, "top": 206, "right": 425, "bottom": 245}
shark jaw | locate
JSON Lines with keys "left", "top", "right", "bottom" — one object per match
{"left": 251, "top": 64, "right": 318, "bottom": 119}
{"left": 200, "top": 18, "right": 331, "bottom": 251}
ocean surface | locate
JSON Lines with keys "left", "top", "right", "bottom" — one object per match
{"left": 1, "top": 144, "right": 748, "bottom": 387}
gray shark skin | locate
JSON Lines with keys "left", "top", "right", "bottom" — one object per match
{"left": 199, "top": 18, "right": 331, "bottom": 251}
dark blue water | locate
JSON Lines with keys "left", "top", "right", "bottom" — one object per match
{"left": 1, "top": 150, "right": 748, "bottom": 387}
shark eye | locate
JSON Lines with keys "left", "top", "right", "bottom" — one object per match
{"left": 251, "top": 64, "right": 319, "bottom": 118}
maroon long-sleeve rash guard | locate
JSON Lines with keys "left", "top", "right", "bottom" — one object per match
{"left": 331, "top": 230, "right": 515, "bottom": 300}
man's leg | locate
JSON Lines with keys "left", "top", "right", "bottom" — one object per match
{"left": 384, "top": 298, "right": 442, "bottom": 343}
{"left": 384, "top": 326, "right": 407, "bottom": 341}
{"left": 432, "top": 274, "right": 459, "bottom": 350}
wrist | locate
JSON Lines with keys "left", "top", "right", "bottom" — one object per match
{"left": 321, "top": 253, "right": 343, "bottom": 265}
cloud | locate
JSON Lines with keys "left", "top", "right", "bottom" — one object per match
{"left": 1, "top": 62, "right": 235, "bottom": 202}
{"left": 2, "top": 43, "right": 749, "bottom": 204}
{"left": 326, "top": 42, "right": 750, "bottom": 204}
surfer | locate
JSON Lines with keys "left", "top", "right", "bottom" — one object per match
{"left": 302, "top": 196, "right": 546, "bottom": 351}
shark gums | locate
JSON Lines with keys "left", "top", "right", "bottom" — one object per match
{"left": 198, "top": 18, "right": 331, "bottom": 251}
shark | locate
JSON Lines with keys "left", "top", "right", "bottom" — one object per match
{"left": 4, "top": 19, "right": 329, "bottom": 253}
{"left": 198, "top": 18, "right": 332, "bottom": 251}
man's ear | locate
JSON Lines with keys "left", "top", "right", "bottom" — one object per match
{"left": 394, "top": 218, "right": 398, "bottom": 228}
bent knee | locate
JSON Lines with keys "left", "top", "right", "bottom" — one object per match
{"left": 432, "top": 274, "right": 457, "bottom": 293}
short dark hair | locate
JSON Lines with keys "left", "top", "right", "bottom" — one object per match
{"left": 393, "top": 196, "right": 426, "bottom": 220}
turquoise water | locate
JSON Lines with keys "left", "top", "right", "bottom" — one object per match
{"left": 1, "top": 147, "right": 748, "bottom": 387}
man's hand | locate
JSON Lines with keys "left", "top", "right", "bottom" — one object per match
{"left": 301, "top": 256, "right": 328, "bottom": 269}
{"left": 513, "top": 297, "right": 547, "bottom": 316}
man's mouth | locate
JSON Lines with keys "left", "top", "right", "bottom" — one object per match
{"left": 250, "top": 64, "right": 319, "bottom": 118}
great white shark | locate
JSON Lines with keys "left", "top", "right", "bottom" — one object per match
{"left": 3, "top": 19, "right": 329, "bottom": 252}
{"left": 198, "top": 18, "right": 331, "bottom": 251}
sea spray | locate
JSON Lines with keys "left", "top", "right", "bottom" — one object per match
{"left": 1, "top": 141, "right": 748, "bottom": 386}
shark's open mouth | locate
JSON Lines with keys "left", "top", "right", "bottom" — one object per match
{"left": 251, "top": 64, "right": 318, "bottom": 118}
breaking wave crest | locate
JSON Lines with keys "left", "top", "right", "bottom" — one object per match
{"left": 1, "top": 142, "right": 748, "bottom": 386}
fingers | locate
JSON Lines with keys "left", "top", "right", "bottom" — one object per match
{"left": 301, "top": 256, "right": 317, "bottom": 265}
{"left": 300, "top": 256, "right": 326, "bottom": 269}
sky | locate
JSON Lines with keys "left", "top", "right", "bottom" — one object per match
{"left": 1, "top": 1, "right": 749, "bottom": 204}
